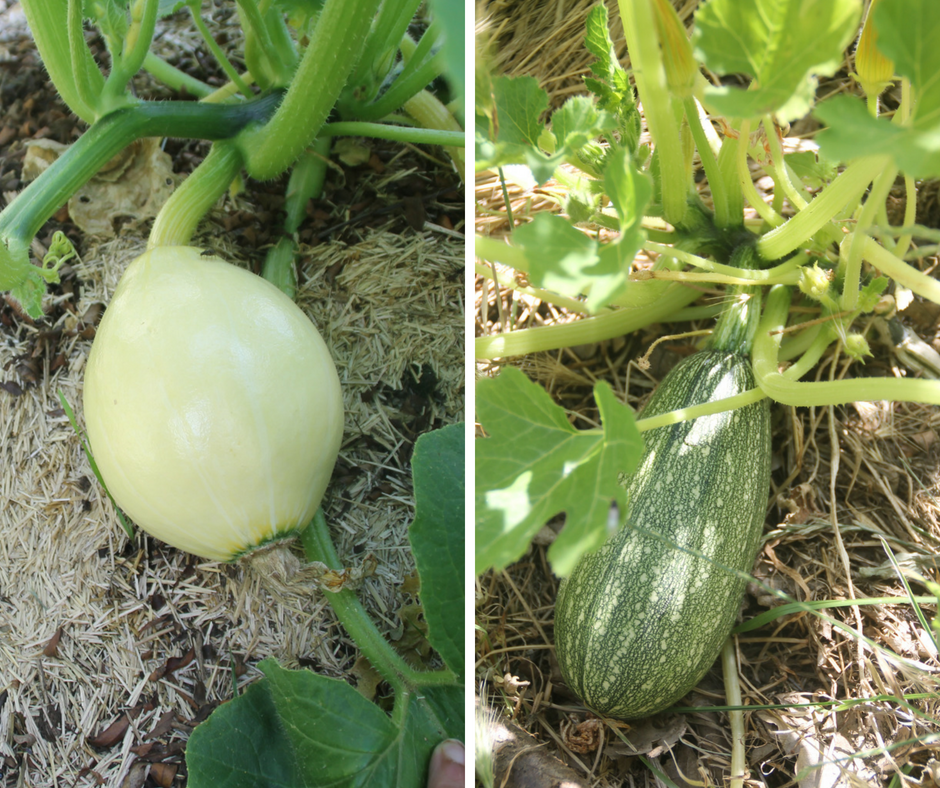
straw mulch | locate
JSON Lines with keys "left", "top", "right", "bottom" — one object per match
{"left": 475, "top": 1, "right": 940, "bottom": 786}
{"left": 0, "top": 7, "right": 464, "bottom": 786}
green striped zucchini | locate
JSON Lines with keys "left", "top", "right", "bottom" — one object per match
{"left": 554, "top": 242, "right": 771, "bottom": 720}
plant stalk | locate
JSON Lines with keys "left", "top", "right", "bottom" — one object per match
{"left": 239, "top": 0, "right": 382, "bottom": 179}
{"left": 0, "top": 94, "right": 283, "bottom": 254}
{"left": 21, "top": 0, "right": 104, "bottom": 123}
{"left": 753, "top": 285, "right": 940, "bottom": 406}
{"left": 757, "top": 157, "right": 885, "bottom": 260}
{"left": 301, "top": 511, "right": 455, "bottom": 690}
{"left": 475, "top": 282, "right": 700, "bottom": 358}
{"left": 721, "top": 639, "right": 747, "bottom": 788}
{"left": 322, "top": 122, "right": 463, "bottom": 147}
{"left": 617, "top": 0, "right": 687, "bottom": 225}
{"left": 149, "top": 142, "right": 243, "bottom": 248}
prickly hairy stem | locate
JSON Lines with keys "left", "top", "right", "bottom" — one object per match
{"left": 238, "top": 0, "right": 382, "bottom": 180}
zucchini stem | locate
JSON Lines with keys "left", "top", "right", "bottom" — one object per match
{"left": 0, "top": 94, "right": 283, "bottom": 255}
{"left": 239, "top": 0, "right": 382, "bottom": 179}
{"left": 475, "top": 282, "right": 701, "bottom": 358}
{"left": 753, "top": 285, "right": 940, "bottom": 406}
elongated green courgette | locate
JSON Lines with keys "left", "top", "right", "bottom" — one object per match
{"left": 553, "top": 242, "right": 771, "bottom": 720}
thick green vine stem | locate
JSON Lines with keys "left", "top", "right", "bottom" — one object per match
{"left": 68, "top": 0, "right": 105, "bottom": 117}
{"left": 262, "top": 137, "right": 333, "bottom": 298}
{"left": 757, "top": 157, "right": 886, "bottom": 260}
{"left": 300, "top": 510, "right": 456, "bottom": 691}
{"left": 22, "top": 0, "right": 105, "bottom": 123}
{"left": 617, "top": 0, "right": 687, "bottom": 225}
{"left": 840, "top": 164, "right": 898, "bottom": 310}
{"left": 0, "top": 94, "right": 283, "bottom": 257}
{"left": 858, "top": 234, "right": 940, "bottom": 305}
{"left": 149, "top": 142, "right": 244, "bottom": 248}
{"left": 238, "top": 0, "right": 383, "bottom": 179}
{"left": 475, "top": 281, "right": 701, "bottom": 358}
{"left": 351, "top": 53, "right": 446, "bottom": 122}
{"left": 683, "top": 97, "right": 728, "bottom": 222}
{"left": 100, "top": 0, "right": 159, "bottom": 108}
{"left": 342, "top": 0, "right": 424, "bottom": 108}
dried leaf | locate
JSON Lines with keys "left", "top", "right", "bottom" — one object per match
{"left": 350, "top": 655, "right": 384, "bottom": 701}
{"left": 42, "top": 627, "right": 63, "bottom": 657}
{"left": 87, "top": 715, "right": 131, "bottom": 748}
{"left": 149, "top": 762, "right": 177, "bottom": 788}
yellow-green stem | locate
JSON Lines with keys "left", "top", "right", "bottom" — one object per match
{"left": 149, "top": 142, "right": 244, "bottom": 248}
{"left": 403, "top": 89, "right": 465, "bottom": 180}
{"left": 617, "top": 0, "right": 687, "bottom": 225}
{"left": 722, "top": 639, "right": 746, "bottom": 788}
{"left": 476, "top": 282, "right": 700, "bottom": 358}
{"left": 841, "top": 163, "right": 897, "bottom": 310}
{"left": 738, "top": 118, "right": 783, "bottom": 227}
{"left": 757, "top": 157, "right": 885, "bottom": 260}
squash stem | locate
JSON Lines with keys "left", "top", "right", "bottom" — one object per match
{"left": 21, "top": 0, "right": 104, "bottom": 123}
{"left": 142, "top": 52, "right": 214, "bottom": 98}
{"left": 617, "top": 0, "right": 688, "bottom": 225}
{"left": 322, "top": 122, "right": 463, "bottom": 147}
{"left": 475, "top": 281, "right": 701, "bottom": 358}
{"left": 683, "top": 97, "right": 729, "bottom": 224}
{"left": 757, "top": 157, "right": 885, "bottom": 261}
{"left": 239, "top": 0, "right": 382, "bottom": 179}
{"left": 753, "top": 285, "right": 940, "bottom": 406}
{"left": 721, "top": 639, "right": 747, "bottom": 788}
{"left": 149, "top": 142, "right": 244, "bottom": 248}
{"left": 301, "top": 510, "right": 456, "bottom": 691}
{"left": 261, "top": 138, "right": 332, "bottom": 298}
{"left": 0, "top": 94, "right": 283, "bottom": 257}
{"left": 707, "top": 242, "right": 762, "bottom": 355}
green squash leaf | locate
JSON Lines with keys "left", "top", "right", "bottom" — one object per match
{"left": 410, "top": 423, "right": 464, "bottom": 680}
{"left": 476, "top": 367, "right": 644, "bottom": 577}
{"left": 186, "top": 659, "right": 462, "bottom": 788}
{"left": 814, "top": 96, "right": 940, "bottom": 178}
{"left": 514, "top": 149, "right": 649, "bottom": 312}
{"left": 814, "top": 0, "right": 940, "bottom": 177}
{"left": 693, "top": 0, "right": 861, "bottom": 122}
{"left": 475, "top": 76, "right": 617, "bottom": 184}
{"left": 425, "top": 0, "right": 464, "bottom": 97}
{"left": 872, "top": 0, "right": 940, "bottom": 123}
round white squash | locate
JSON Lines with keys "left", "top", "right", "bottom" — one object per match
{"left": 83, "top": 246, "right": 344, "bottom": 562}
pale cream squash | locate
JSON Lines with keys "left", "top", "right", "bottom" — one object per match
{"left": 83, "top": 246, "right": 344, "bottom": 561}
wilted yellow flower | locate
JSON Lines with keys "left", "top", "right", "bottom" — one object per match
{"left": 652, "top": 0, "right": 696, "bottom": 99}
{"left": 855, "top": 0, "right": 895, "bottom": 98}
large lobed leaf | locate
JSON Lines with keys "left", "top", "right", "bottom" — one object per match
{"left": 475, "top": 75, "right": 617, "bottom": 184}
{"left": 693, "top": 0, "right": 861, "bottom": 122}
{"left": 514, "top": 148, "right": 651, "bottom": 314}
{"left": 185, "top": 422, "right": 465, "bottom": 787}
{"left": 186, "top": 659, "right": 463, "bottom": 788}
{"left": 476, "top": 367, "right": 644, "bottom": 578}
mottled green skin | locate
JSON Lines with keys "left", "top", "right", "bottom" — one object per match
{"left": 554, "top": 351, "right": 771, "bottom": 720}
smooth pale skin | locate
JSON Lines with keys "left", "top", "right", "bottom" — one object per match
{"left": 83, "top": 246, "right": 344, "bottom": 561}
